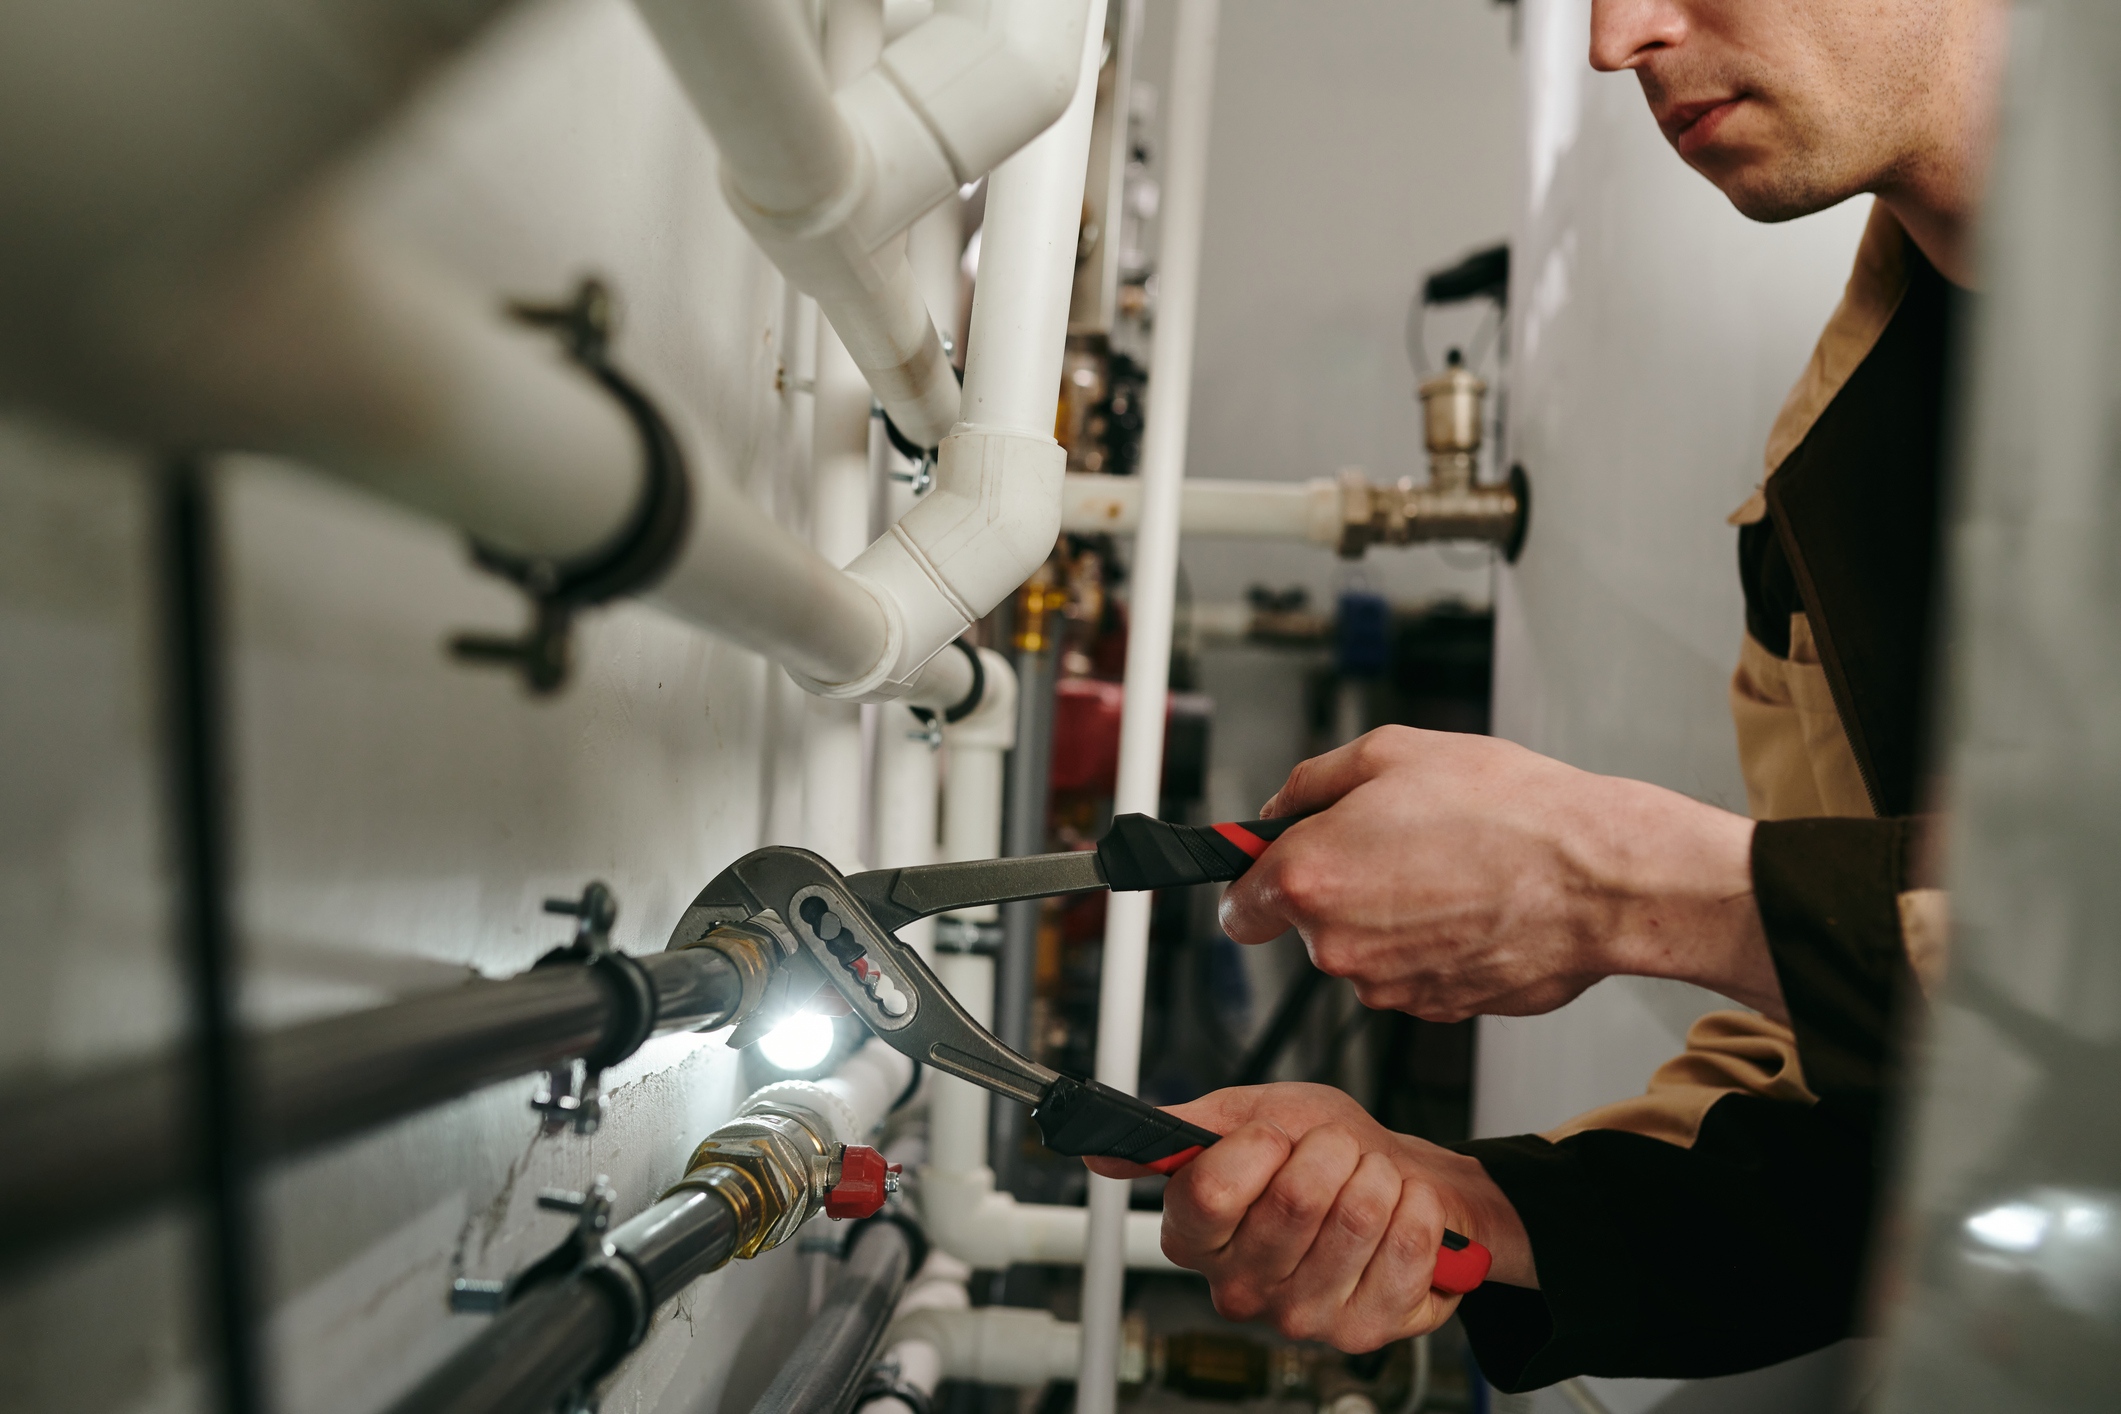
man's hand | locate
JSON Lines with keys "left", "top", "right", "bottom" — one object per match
{"left": 1219, "top": 727, "right": 1785, "bottom": 1022}
{"left": 1085, "top": 1084, "right": 1532, "bottom": 1351}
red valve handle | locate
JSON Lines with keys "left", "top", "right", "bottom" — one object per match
{"left": 824, "top": 1144, "right": 899, "bottom": 1221}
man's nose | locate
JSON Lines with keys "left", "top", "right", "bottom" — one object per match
{"left": 1589, "top": 0, "right": 1688, "bottom": 72}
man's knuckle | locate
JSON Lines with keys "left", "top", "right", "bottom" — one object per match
{"left": 1263, "top": 1180, "right": 1330, "bottom": 1228}
{"left": 1212, "top": 1282, "right": 1263, "bottom": 1323}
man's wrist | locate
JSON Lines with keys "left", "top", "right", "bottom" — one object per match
{"left": 1426, "top": 1145, "right": 1537, "bottom": 1288}
{"left": 1579, "top": 778, "right": 1788, "bottom": 1020}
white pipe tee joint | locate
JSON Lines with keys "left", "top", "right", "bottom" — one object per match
{"left": 787, "top": 424, "right": 1063, "bottom": 701}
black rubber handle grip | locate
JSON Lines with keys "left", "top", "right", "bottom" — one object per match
{"left": 1031, "top": 1075, "right": 1222, "bottom": 1174}
{"left": 1095, "top": 813, "right": 1302, "bottom": 892}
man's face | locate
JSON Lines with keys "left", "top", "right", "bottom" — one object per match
{"left": 1589, "top": 0, "right": 1961, "bottom": 222}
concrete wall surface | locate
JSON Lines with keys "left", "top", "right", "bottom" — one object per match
{"left": 1480, "top": 0, "right": 1872, "bottom": 1409}
{"left": 0, "top": 2, "right": 819, "bottom": 1410}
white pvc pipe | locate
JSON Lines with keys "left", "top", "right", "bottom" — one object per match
{"left": 804, "top": 0, "right": 891, "bottom": 872}
{"left": 886, "top": 1307, "right": 1083, "bottom": 1387}
{"left": 816, "top": 6, "right": 1108, "bottom": 703}
{"left": 1059, "top": 473, "right": 1342, "bottom": 544}
{"left": 85, "top": 190, "right": 638, "bottom": 564}
{"left": 869, "top": 1250, "right": 974, "bottom": 1414}
{"left": 869, "top": 703, "right": 942, "bottom": 958}
{"left": 633, "top": 0, "right": 1093, "bottom": 449}
{"left": 1079, "top": 5, "right": 1219, "bottom": 1411}
{"left": 915, "top": 1164, "right": 1174, "bottom": 1270}
{"left": 817, "top": 1036, "right": 919, "bottom": 1136}
{"left": 915, "top": 651, "right": 1172, "bottom": 1270}
{"left": 931, "top": 648, "right": 1013, "bottom": 1170}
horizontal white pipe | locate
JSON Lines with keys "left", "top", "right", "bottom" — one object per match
{"left": 88, "top": 191, "right": 639, "bottom": 564}
{"left": 816, "top": 1037, "right": 919, "bottom": 1136}
{"left": 887, "top": 1308, "right": 1082, "bottom": 1387}
{"left": 1059, "top": 473, "right": 1341, "bottom": 544}
{"left": 915, "top": 1163, "right": 1173, "bottom": 1269}
{"left": 0, "top": 0, "right": 512, "bottom": 410}
{"left": 116, "top": 190, "right": 978, "bottom": 705}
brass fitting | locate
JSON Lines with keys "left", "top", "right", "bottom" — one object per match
{"left": 664, "top": 1099, "right": 839, "bottom": 1260}
{"left": 677, "top": 918, "right": 812, "bottom": 1050}
{"left": 1335, "top": 467, "right": 1527, "bottom": 560}
{"left": 1336, "top": 355, "right": 1529, "bottom": 561}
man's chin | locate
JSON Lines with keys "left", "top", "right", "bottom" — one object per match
{"left": 1694, "top": 157, "right": 1855, "bottom": 225}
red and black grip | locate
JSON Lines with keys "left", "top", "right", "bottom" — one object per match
{"left": 1031, "top": 1074, "right": 1492, "bottom": 1295}
{"left": 1096, "top": 813, "right": 1303, "bottom": 892}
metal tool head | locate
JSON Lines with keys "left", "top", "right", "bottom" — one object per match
{"left": 667, "top": 847, "right": 1057, "bottom": 1106}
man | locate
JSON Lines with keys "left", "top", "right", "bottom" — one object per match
{"left": 1087, "top": 0, "right": 2004, "bottom": 1388}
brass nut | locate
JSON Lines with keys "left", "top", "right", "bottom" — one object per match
{"left": 667, "top": 1104, "right": 835, "bottom": 1258}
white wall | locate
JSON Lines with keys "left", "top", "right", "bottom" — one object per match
{"left": 1134, "top": 0, "right": 1521, "bottom": 615}
{"left": 1480, "top": 0, "right": 1872, "bottom": 1408}
{"left": 0, "top": 3, "right": 822, "bottom": 1410}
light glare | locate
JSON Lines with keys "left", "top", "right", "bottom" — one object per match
{"left": 759, "top": 1011, "right": 836, "bottom": 1072}
{"left": 1966, "top": 1202, "right": 2050, "bottom": 1253}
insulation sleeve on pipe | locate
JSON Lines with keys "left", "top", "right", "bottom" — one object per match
{"left": 0, "top": 948, "right": 741, "bottom": 1274}
{"left": 747, "top": 1218, "right": 918, "bottom": 1414}
{"left": 387, "top": 1188, "right": 742, "bottom": 1414}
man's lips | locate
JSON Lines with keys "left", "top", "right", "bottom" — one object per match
{"left": 1659, "top": 95, "right": 1744, "bottom": 156}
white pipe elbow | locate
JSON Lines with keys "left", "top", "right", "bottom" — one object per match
{"left": 917, "top": 1164, "right": 1175, "bottom": 1270}
{"left": 886, "top": 1307, "right": 1083, "bottom": 1388}
{"left": 790, "top": 428, "right": 1062, "bottom": 701}
{"left": 861, "top": 0, "right": 1093, "bottom": 211}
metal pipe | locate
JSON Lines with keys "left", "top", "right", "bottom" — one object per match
{"left": 747, "top": 1219, "right": 917, "bottom": 1414}
{"left": 0, "top": 946, "right": 741, "bottom": 1274}
{"left": 393, "top": 1053, "right": 915, "bottom": 1414}
{"left": 1080, "top": 3, "right": 1220, "bottom": 1410}
{"left": 388, "top": 1188, "right": 742, "bottom": 1414}
{"left": 993, "top": 627, "right": 1057, "bottom": 1183}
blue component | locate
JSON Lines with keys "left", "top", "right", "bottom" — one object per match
{"left": 1336, "top": 591, "right": 1392, "bottom": 678}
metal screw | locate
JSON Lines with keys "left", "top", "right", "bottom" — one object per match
{"left": 449, "top": 1278, "right": 506, "bottom": 1314}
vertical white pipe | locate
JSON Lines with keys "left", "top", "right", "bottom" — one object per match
{"left": 956, "top": 0, "right": 1112, "bottom": 438}
{"left": 764, "top": 278, "right": 821, "bottom": 847}
{"left": 866, "top": 194, "right": 964, "bottom": 952}
{"left": 929, "top": 650, "right": 1016, "bottom": 1173}
{"left": 870, "top": 704, "right": 941, "bottom": 958}
{"left": 1077, "top": 4, "right": 1219, "bottom": 1411}
{"left": 804, "top": 0, "right": 889, "bottom": 871}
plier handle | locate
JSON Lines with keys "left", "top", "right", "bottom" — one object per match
{"left": 668, "top": 812, "right": 1492, "bottom": 1295}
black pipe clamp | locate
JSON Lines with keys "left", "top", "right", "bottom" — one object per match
{"left": 450, "top": 278, "right": 693, "bottom": 693}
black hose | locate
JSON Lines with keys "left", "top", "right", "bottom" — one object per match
{"left": 747, "top": 1219, "right": 917, "bottom": 1414}
{"left": 0, "top": 946, "right": 741, "bottom": 1274}
{"left": 389, "top": 1187, "right": 742, "bottom": 1414}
